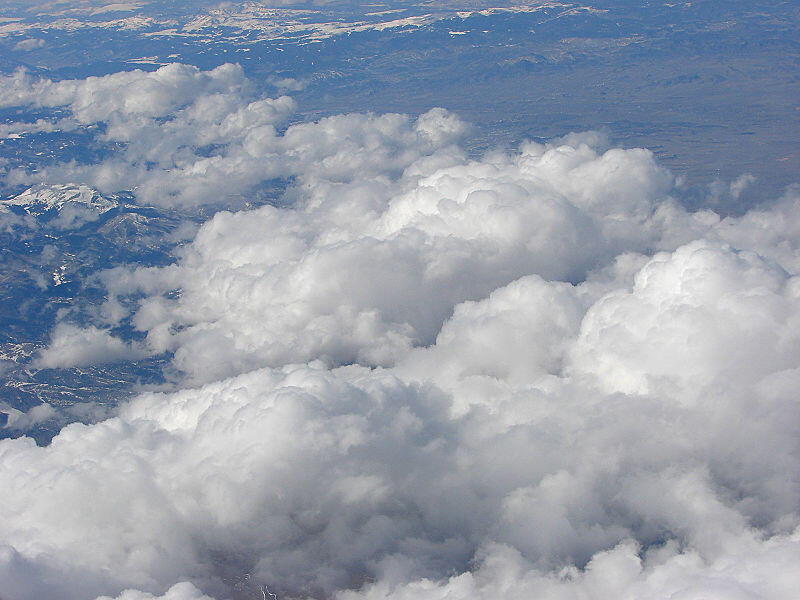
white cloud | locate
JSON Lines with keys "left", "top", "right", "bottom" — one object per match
{"left": 94, "top": 582, "right": 214, "bottom": 600}
{"left": 90, "top": 3, "right": 144, "bottom": 16}
{"left": 3, "top": 290, "right": 800, "bottom": 597}
{"left": 730, "top": 173, "right": 756, "bottom": 199}
{"left": 7, "top": 229, "right": 800, "bottom": 598}
{"left": 337, "top": 531, "right": 800, "bottom": 600}
{"left": 3, "top": 64, "right": 800, "bottom": 600}
{"left": 270, "top": 76, "right": 308, "bottom": 92}
{"left": 570, "top": 239, "right": 800, "bottom": 399}
{"left": 0, "top": 63, "right": 249, "bottom": 121}
{"left": 12, "top": 38, "right": 45, "bottom": 51}
{"left": 33, "top": 323, "right": 149, "bottom": 369}
{"left": 95, "top": 134, "right": 691, "bottom": 384}
{"left": 1, "top": 403, "right": 56, "bottom": 430}
{"left": 0, "top": 66, "right": 466, "bottom": 208}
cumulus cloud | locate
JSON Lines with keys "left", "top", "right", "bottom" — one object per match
{"left": 12, "top": 38, "right": 44, "bottom": 51}
{"left": 571, "top": 239, "right": 800, "bottom": 399}
{"left": 8, "top": 224, "right": 800, "bottom": 599}
{"left": 1, "top": 401, "right": 112, "bottom": 436}
{"left": 269, "top": 76, "right": 308, "bottom": 92}
{"left": 338, "top": 531, "right": 800, "bottom": 600}
{"left": 94, "top": 583, "right": 215, "bottom": 600}
{"left": 708, "top": 173, "right": 759, "bottom": 205}
{"left": 3, "top": 290, "right": 800, "bottom": 597}
{"left": 0, "top": 65, "right": 465, "bottom": 207}
{"left": 730, "top": 173, "right": 756, "bottom": 199}
{"left": 33, "top": 323, "right": 149, "bottom": 369}
{"left": 2, "top": 65, "right": 800, "bottom": 600}
{"left": 0, "top": 402, "right": 57, "bottom": 430}
{"left": 95, "top": 136, "right": 689, "bottom": 383}
{"left": 1, "top": 64, "right": 289, "bottom": 206}
{"left": 0, "top": 63, "right": 248, "bottom": 120}
{"left": 99, "top": 133, "right": 800, "bottom": 388}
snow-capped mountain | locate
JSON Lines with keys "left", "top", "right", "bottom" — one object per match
{"left": 1, "top": 184, "right": 120, "bottom": 229}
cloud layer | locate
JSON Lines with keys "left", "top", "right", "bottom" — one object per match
{"left": 99, "top": 134, "right": 686, "bottom": 383}
{"left": 2, "top": 65, "right": 800, "bottom": 600}
{"left": 0, "top": 64, "right": 464, "bottom": 208}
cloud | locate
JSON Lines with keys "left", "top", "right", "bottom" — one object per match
{"left": 395, "top": 274, "right": 588, "bottom": 393}
{"left": 94, "top": 582, "right": 215, "bottom": 600}
{"left": 570, "top": 239, "right": 800, "bottom": 399}
{"left": 0, "top": 63, "right": 249, "bottom": 121}
{"left": 95, "top": 135, "right": 688, "bottom": 384}
{"left": 33, "top": 323, "right": 149, "bottom": 369}
{"left": 6, "top": 229, "right": 800, "bottom": 599}
{"left": 730, "top": 173, "right": 756, "bottom": 199}
{"left": 2, "top": 65, "right": 800, "bottom": 600}
{"left": 269, "top": 76, "right": 308, "bottom": 92}
{"left": 708, "top": 173, "right": 758, "bottom": 205}
{"left": 12, "top": 38, "right": 44, "bottom": 51}
{"left": 0, "top": 64, "right": 290, "bottom": 206}
{"left": 90, "top": 3, "right": 144, "bottom": 16}
{"left": 1, "top": 401, "right": 111, "bottom": 436}
{"left": 0, "top": 66, "right": 466, "bottom": 208}
{"left": 3, "top": 270, "right": 800, "bottom": 597}
{"left": 0, "top": 403, "right": 56, "bottom": 430}
{"left": 337, "top": 531, "right": 800, "bottom": 600}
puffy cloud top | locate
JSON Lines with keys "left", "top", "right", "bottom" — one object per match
{"left": 97, "top": 133, "right": 688, "bottom": 383}
{"left": 0, "top": 63, "right": 249, "bottom": 121}
{"left": 2, "top": 65, "right": 800, "bottom": 600}
{"left": 1, "top": 65, "right": 468, "bottom": 207}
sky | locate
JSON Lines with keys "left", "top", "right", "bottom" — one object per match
{"left": 0, "top": 2, "right": 799, "bottom": 600}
